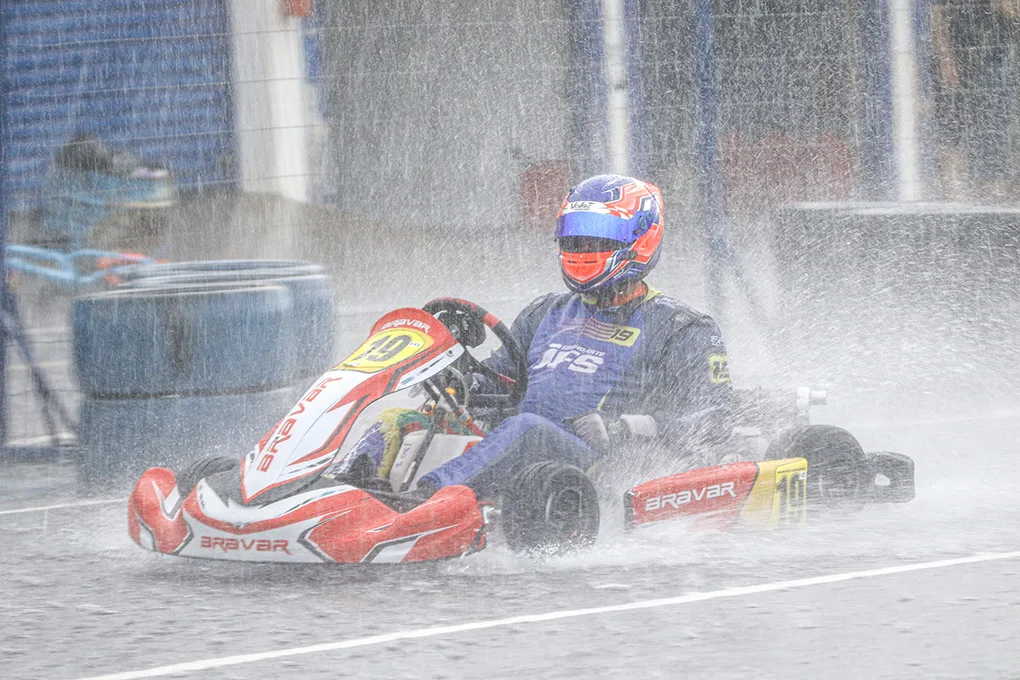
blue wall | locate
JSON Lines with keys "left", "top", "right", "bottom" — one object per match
{"left": 3, "top": 0, "right": 236, "bottom": 210}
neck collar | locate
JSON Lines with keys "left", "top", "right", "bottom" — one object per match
{"left": 582, "top": 282, "right": 649, "bottom": 310}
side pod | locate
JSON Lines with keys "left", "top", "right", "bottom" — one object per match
{"left": 625, "top": 458, "right": 809, "bottom": 530}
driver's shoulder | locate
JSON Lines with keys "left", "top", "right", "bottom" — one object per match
{"left": 519, "top": 291, "right": 572, "bottom": 320}
{"left": 640, "top": 291, "right": 719, "bottom": 334}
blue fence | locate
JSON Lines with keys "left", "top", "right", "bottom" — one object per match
{"left": 2, "top": 0, "right": 236, "bottom": 210}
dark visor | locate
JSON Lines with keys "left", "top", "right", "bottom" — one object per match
{"left": 558, "top": 236, "right": 627, "bottom": 253}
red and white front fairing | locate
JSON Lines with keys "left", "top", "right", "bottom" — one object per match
{"left": 128, "top": 467, "right": 485, "bottom": 563}
{"left": 240, "top": 308, "right": 464, "bottom": 504}
{"left": 126, "top": 306, "right": 487, "bottom": 564}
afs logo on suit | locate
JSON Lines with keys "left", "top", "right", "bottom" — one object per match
{"left": 533, "top": 343, "right": 606, "bottom": 374}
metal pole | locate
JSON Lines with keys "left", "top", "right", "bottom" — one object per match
{"left": 603, "top": 0, "right": 629, "bottom": 175}
{"left": 693, "top": 0, "right": 725, "bottom": 313}
{"left": 692, "top": 0, "right": 771, "bottom": 330}
{"left": 864, "top": 0, "right": 896, "bottom": 199}
{"left": 623, "top": 0, "right": 646, "bottom": 179}
{"left": 890, "top": 0, "right": 922, "bottom": 200}
{"left": 0, "top": 0, "right": 10, "bottom": 448}
{"left": 567, "top": 0, "right": 608, "bottom": 177}
{"left": 911, "top": 0, "right": 935, "bottom": 195}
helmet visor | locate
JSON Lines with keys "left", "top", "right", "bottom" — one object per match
{"left": 558, "top": 236, "right": 627, "bottom": 253}
{"left": 556, "top": 210, "right": 638, "bottom": 244}
{"left": 560, "top": 249, "right": 619, "bottom": 285}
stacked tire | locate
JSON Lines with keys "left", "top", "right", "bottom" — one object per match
{"left": 74, "top": 260, "right": 335, "bottom": 485}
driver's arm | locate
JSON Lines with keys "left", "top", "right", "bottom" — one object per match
{"left": 646, "top": 315, "right": 734, "bottom": 449}
{"left": 474, "top": 294, "right": 555, "bottom": 393}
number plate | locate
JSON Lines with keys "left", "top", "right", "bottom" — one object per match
{"left": 337, "top": 328, "right": 434, "bottom": 373}
{"left": 771, "top": 459, "right": 808, "bottom": 526}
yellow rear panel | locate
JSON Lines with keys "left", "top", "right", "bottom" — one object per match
{"left": 739, "top": 457, "right": 808, "bottom": 527}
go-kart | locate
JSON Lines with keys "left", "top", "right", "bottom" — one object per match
{"left": 128, "top": 298, "right": 915, "bottom": 563}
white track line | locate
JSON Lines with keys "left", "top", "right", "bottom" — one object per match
{"left": 0, "top": 498, "right": 122, "bottom": 516}
{"left": 75, "top": 549, "right": 1020, "bottom": 680}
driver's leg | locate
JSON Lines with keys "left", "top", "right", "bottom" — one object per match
{"left": 326, "top": 408, "right": 430, "bottom": 482}
{"left": 416, "top": 413, "right": 599, "bottom": 500}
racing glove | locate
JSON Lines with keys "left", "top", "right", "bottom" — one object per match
{"left": 432, "top": 371, "right": 482, "bottom": 405}
{"left": 569, "top": 411, "right": 658, "bottom": 452}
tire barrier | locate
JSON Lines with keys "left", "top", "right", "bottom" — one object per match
{"left": 118, "top": 259, "right": 324, "bottom": 280}
{"left": 122, "top": 270, "right": 335, "bottom": 379}
{"left": 78, "top": 387, "right": 295, "bottom": 485}
{"left": 73, "top": 282, "right": 294, "bottom": 398}
{"left": 74, "top": 259, "right": 335, "bottom": 485}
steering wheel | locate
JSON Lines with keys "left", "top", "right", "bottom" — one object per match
{"left": 422, "top": 297, "right": 528, "bottom": 408}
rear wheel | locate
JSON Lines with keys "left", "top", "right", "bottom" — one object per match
{"left": 501, "top": 461, "right": 600, "bottom": 555}
{"left": 175, "top": 455, "right": 238, "bottom": 497}
{"left": 765, "top": 425, "right": 867, "bottom": 512}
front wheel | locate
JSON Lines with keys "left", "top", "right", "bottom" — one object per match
{"left": 501, "top": 461, "right": 600, "bottom": 555}
{"left": 175, "top": 455, "right": 238, "bottom": 497}
{"left": 765, "top": 425, "right": 867, "bottom": 512}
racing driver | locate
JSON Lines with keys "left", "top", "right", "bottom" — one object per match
{"left": 335, "top": 174, "right": 734, "bottom": 500}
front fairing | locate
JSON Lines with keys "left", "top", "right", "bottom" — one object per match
{"left": 128, "top": 465, "right": 485, "bottom": 563}
{"left": 239, "top": 307, "right": 463, "bottom": 504}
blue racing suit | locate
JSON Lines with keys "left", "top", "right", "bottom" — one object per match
{"left": 417, "top": 287, "right": 734, "bottom": 499}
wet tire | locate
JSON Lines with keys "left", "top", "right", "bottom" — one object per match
{"left": 501, "top": 461, "right": 600, "bottom": 555}
{"left": 765, "top": 425, "right": 867, "bottom": 512}
{"left": 73, "top": 282, "right": 294, "bottom": 397}
{"left": 175, "top": 455, "right": 238, "bottom": 497}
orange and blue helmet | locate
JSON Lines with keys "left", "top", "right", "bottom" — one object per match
{"left": 556, "top": 174, "right": 664, "bottom": 295}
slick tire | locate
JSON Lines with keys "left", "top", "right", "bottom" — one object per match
{"left": 765, "top": 425, "right": 868, "bottom": 512}
{"left": 501, "top": 461, "right": 600, "bottom": 555}
{"left": 175, "top": 455, "right": 238, "bottom": 497}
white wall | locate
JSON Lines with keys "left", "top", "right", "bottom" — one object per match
{"left": 228, "top": 0, "right": 310, "bottom": 203}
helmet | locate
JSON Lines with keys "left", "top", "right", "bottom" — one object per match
{"left": 555, "top": 174, "right": 664, "bottom": 296}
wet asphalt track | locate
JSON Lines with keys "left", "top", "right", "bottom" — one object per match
{"left": 5, "top": 232, "right": 1020, "bottom": 679}
{"left": 3, "top": 406, "right": 1019, "bottom": 680}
